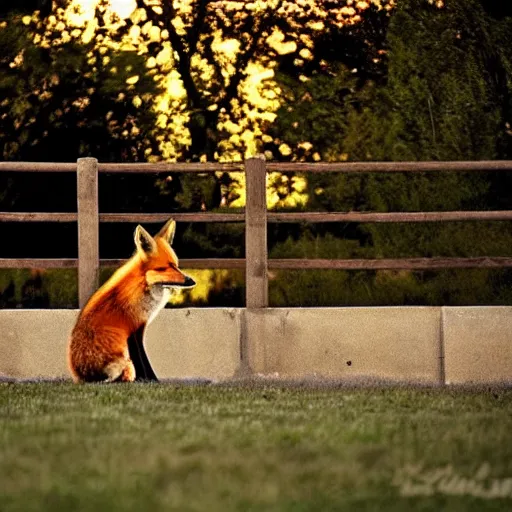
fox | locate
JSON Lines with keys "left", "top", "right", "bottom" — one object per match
{"left": 68, "top": 218, "right": 195, "bottom": 383}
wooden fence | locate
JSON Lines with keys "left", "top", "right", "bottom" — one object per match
{"left": 1, "top": 157, "right": 512, "bottom": 308}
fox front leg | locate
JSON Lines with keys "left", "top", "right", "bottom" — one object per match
{"left": 128, "top": 325, "right": 158, "bottom": 382}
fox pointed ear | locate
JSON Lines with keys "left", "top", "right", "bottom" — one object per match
{"left": 156, "top": 218, "right": 176, "bottom": 244}
{"left": 134, "top": 225, "right": 157, "bottom": 257}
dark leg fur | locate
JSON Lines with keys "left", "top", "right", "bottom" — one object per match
{"left": 127, "top": 325, "right": 159, "bottom": 382}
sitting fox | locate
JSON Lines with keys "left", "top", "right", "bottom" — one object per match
{"left": 68, "top": 219, "right": 195, "bottom": 383}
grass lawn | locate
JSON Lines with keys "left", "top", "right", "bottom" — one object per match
{"left": 1, "top": 382, "right": 512, "bottom": 511}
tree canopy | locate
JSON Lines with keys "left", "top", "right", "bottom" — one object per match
{"left": 1, "top": 0, "right": 512, "bottom": 308}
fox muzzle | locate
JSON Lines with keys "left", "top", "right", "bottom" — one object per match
{"left": 160, "top": 275, "right": 196, "bottom": 289}
{"left": 182, "top": 276, "right": 196, "bottom": 288}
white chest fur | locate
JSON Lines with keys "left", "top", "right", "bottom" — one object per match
{"left": 145, "top": 287, "right": 171, "bottom": 325}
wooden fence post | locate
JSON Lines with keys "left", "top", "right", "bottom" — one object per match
{"left": 241, "top": 156, "right": 268, "bottom": 376}
{"left": 245, "top": 156, "right": 268, "bottom": 308}
{"left": 77, "top": 157, "right": 99, "bottom": 308}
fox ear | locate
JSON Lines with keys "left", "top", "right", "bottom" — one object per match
{"left": 156, "top": 218, "right": 176, "bottom": 244}
{"left": 134, "top": 225, "right": 157, "bottom": 256}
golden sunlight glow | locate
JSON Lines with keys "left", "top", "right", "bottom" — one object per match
{"left": 68, "top": 0, "right": 136, "bottom": 23}
{"left": 16, "top": 0, "right": 380, "bottom": 304}
{"left": 36, "top": 0, "right": 375, "bottom": 183}
{"left": 110, "top": 0, "right": 137, "bottom": 18}
{"left": 266, "top": 28, "right": 297, "bottom": 55}
{"left": 169, "top": 269, "right": 233, "bottom": 305}
{"left": 60, "top": 0, "right": 375, "bottom": 166}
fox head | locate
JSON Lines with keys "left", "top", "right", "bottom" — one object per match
{"left": 134, "top": 219, "right": 196, "bottom": 290}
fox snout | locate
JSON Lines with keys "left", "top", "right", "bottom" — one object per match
{"left": 182, "top": 275, "right": 196, "bottom": 288}
{"left": 146, "top": 270, "right": 196, "bottom": 289}
{"left": 161, "top": 275, "right": 196, "bottom": 289}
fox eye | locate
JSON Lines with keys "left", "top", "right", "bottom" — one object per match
{"left": 154, "top": 266, "right": 167, "bottom": 271}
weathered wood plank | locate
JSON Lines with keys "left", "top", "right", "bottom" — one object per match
{"left": 5, "top": 160, "right": 512, "bottom": 174}
{"left": 0, "top": 212, "right": 244, "bottom": 222}
{"left": 2, "top": 257, "right": 512, "bottom": 271}
{"left": 2, "top": 210, "right": 512, "bottom": 224}
{"left": 0, "top": 213, "right": 78, "bottom": 222}
{"left": 97, "top": 162, "right": 243, "bottom": 172}
{"left": 245, "top": 156, "right": 268, "bottom": 308}
{"left": 268, "top": 257, "right": 512, "bottom": 270}
{"left": 0, "top": 162, "right": 77, "bottom": 172}
{"left": 266, "top": 211, "right": 512, "bottom": 223}
{"left": 0, "top": 258, "right": 245, "bottom": 269}
{"left": 99, "top": 213, "right": 245, "bottom": 223}
{"left": 100, "top": 259, "right": 246, "bottom": 269}
{"left": 267, "top": 161, "right": 512, "bottom": 173}
{"left": 0, "top": 161, "right": 242, "bottom": 173}
{"left": 77, "top": 158, "right": 99, "bottom": 308}
{"left": 0, "top": 259, "right": 79, "bottom": 268}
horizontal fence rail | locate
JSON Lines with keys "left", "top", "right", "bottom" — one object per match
{"left": 4, "top": 160, "right": 512, "bottom": 173}
{"left": 267, "top": 211, "right": 512, "bottom": 223}
{"left": 0, "top": 258, "right": 247, "bottom": 269}
{"left": 1, "top": 257, "right": 512, "bottom": 271}
{"left": 1, "top": 157, "right": 512, "bottom": 307}
{"left": 3, "top": 211, "right": 512, "bottom": 223}
{"left": 268, "top": 257, "right": 512, "bottom": 270}
{"left": 0, "top": 213, "right": 246, "bottom": 223}
{"left": 0, "top": 162, "right": 243, "bottom": 172}
{"left": 267, "top": 161, "right": 512, "bottom": 172}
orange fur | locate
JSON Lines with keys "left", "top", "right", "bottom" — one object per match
{"left": 68, "top": 219, "right": 195, "bottom": 383}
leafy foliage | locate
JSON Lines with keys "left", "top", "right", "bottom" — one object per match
{"left": 269, "top": 0, "right": 512, "bottom": 306}
{"left": 0, "top": 8, "right": 162, "bottom": 162}
{"left": 2, "top": 0, "right": 512, "bottom": 307}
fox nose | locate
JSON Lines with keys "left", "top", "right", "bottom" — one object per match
{"left": 183, "top": 276, "right": 196, "bottom": 287}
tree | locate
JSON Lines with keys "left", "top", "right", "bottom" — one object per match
{"left": 1, "top": 1, "right": 389, "bottom": 212}
{"left": 0, "top": 5, "right": 176, "bottom": 308}
{"left": 3, "top": 0, "right": 512, "bottom": 307}
{"left": 268, "top": 0, "right": 512, "bottom": 306}
{"left": 0, "top": 4, "right": 174, "bottom": 271}
{"left": 133, "top": 0, "right": 388, "bottom": 161}
{"left": 0, "top": 6, "right": 162, "bottom": 163}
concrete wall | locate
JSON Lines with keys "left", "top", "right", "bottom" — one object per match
{"left": 245, "top": 308, "right": 442, "bottom": 383}
{"left": 443, "top": 307, "right": 512, "bottom": 385}
{"left": 0, "top": 309, "right": 242, "bottom": 381}
{"left": 0, "top": 307, "right": 511, "bottom": 384}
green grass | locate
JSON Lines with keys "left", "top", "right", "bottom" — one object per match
{"left": 1, "top": 383, "right": 512, "bottom": 511}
